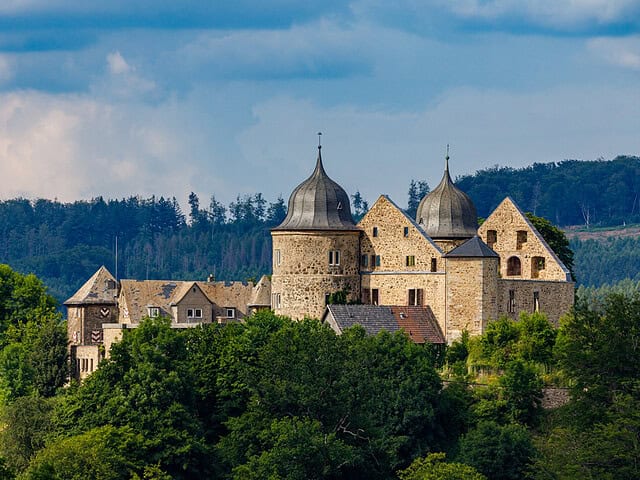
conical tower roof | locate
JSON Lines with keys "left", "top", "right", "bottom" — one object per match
{"left": 64, "top": 266, "right": 117, "bottom": 306}
{"left": 416, "top": 154, "right": 478, "bottom": 239}
{"left": 274, "top": 145, "right": 356, "bottom": 231}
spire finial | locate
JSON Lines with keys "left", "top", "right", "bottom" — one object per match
{"left": 318, "top": 132, "right": 322, "bottom": 151}
{"left": 445, "top": 144, "right": 451, "bottom": 173}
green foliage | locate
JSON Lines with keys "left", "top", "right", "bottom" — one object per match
{"left": 0, "top": 396, "right": 55, "bottom": 473}
{"left": 555, "top": 293, "right": 640, "bottom": 425}
{"left": 456, "top": 421, "right": 536, "bottom": 480}
{"left": 468, "top": 313, "right": 556, "bottom": 371}
{"left": 499, "top": 359, "right": 543, "bottom": 425}
{"left": 398, "top": 452, "right": 486, "bottom": 480}
{"left": 406, "top": 180, "right": 430, "bottom": 220}
{"left": 21, "top": 425, "right": 144, "bottom": 480}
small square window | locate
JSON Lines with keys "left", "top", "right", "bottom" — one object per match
{"left": 329, "top": 250, "right": 340, "bottom": 266}
{"left": 406, "top": 255, "right": 416, "bottom": 267}
{"left": 226, "top": 308, "right": 235, "bottom": 318}
{"left": 148, "top": 307, "right": 160, "bottom": 318}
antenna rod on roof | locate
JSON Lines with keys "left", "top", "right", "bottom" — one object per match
{"left": 115, "top": 236, "right": 118, "bottom": 283}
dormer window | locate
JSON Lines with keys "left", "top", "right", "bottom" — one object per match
{"left": 148, "top": 307, "right": 160, "bottom": 318}
{"left": 225, "top": 308, "right": 236, "bottom": 319}
{"left": 187, "top": 308, "right": 203, "bottom": 319}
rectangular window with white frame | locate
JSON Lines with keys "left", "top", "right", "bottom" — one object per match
{"left": 225, "top": 307, "right": 236, "bottom": 319}
{"left": 329, "top": 250, "right": 340, "bottom": 266}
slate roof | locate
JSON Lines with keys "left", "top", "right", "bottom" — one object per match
{"left": 64, "top": 266, "right": 117, "bottom": 306}
{"left": 273, "top": 147, "right": 358, "bottom": 231}
{"left": 324, "top": 304, "right": 445, "bottom": 344}
{"left": 444, "top": 235, "right": 499, "bottom": 258}
{"left": 119, "top": 279, "right": 185, "bottom": 322}
{"left": 417, "top": 156, "right": 478, "bottom": 239}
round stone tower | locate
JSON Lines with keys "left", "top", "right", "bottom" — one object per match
{"left": 271, "top": 144, "right": 361, "bottom": 320}
{"left": 416, "top": 154, "right": 478, "bottom": 252}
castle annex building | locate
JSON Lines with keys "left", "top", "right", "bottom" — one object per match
{"left": 271, "top": 146, "right": 574, "bottom": 340}
{"left": 66, "top": 144, "right": 574, "bottom": 380}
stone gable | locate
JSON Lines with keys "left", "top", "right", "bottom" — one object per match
{"left": 358, "top": 195, "right": 442, "bottom": 273}
{"left": 478, "top": 197, "right": 571, "bottom": 282}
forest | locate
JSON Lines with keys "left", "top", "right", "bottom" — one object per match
{"left": 0, "top": 156, "right": 638, "bottom": 304}
{"left": 0, "top": 264, "right": 639, "bottom": 479}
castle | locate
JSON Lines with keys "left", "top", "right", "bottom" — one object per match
{"left": 66, "top": 144, "right": 574, "bottom": 380}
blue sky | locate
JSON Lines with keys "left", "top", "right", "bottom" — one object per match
{"left": 0, "top": 1, "right": 638, "bottom": 211}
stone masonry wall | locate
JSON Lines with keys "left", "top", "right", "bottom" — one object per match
{"left": 446, "top": 258, "right": 499, "bottom": 341}
{"left": 358, "top": 196, "right": 442, "bottom": 272}
{"left": 361, "top": 272, "right": 446, "bottom": 330}
{"left": 67, "top": 304, "right": 117, "bottom": 347}
{"left": 478, "top": 198, "right": 570, "bottom": 281}
{"left": 272, "top": 230, "right": 360, "bottom": 320}
{"left": 497, "top": 279, "right": 575, "bottom": 326}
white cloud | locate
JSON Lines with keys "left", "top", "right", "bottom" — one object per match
{"left": 0, "top": 91, "right": 195, "bottom": 202}
{"left": 107, "top": 50, "right": 131, "bottom": 75}
{"left": 588, "top": 36, "right": 640, "bottom": 70}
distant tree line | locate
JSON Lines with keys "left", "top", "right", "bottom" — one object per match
{"left": 457, "top": 156, "right": 640, "bottom": 227}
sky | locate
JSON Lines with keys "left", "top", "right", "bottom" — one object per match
{"left": 0, "top": 0, "right": 639, "bottom": 211}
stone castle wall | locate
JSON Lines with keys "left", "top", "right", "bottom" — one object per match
{"left": 271, "top": 230, "right": 361, "bottom": 320}
{"left": 445, "top": 257, "right": 499, "bottom": 341}
{"left": 497, "top": 279, "right": 575, "bottom": 325}
{"left": 478, "top": 198, "right": 570, "bottom": 282}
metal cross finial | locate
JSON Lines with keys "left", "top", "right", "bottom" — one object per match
{"left": 318, "top": 132, "right": 322, "bottom": 150}
{"left": 446, "top": 143, "right": 450, "bottom": 160}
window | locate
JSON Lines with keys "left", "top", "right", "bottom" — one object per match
{"left": 487, "top": 230, "right": 497, "bottom": 248}
{"left": 361, "top": 254, "right": 369, "bottom": 268}
{"left": 517, "top": 230, "right": 528, "bottom": 250}
{"left": 403, "top": 226, "right": 409, "bottom": 237}
{"left": 507, "top": 256, "right": 521, "bottom": 276}
{"left": 375, "top": 255, "right": 381, "bottom": 267}
{"left": 430, "top": 258, "right": 437, "bottom": 272}
{"left": 531, "top": 256, "right": 545, "bottom": 278}
{"left": 148, "top": 307, "right": 160, "bottom": 318}
{"left": 90, "top": 358, "right": 93, "bottom": 372}
{"left": 533, "top": 291, "right": 540, "bottom": 312}
{"left": 372, "top": 226, "right": 378, "bottom": 237}
{"left": 226, "top": 308, "right": 235, "bottom": 319}
{"left": 408, "top": 288, "right": 423, "bottom": 306}
{"left": 187, "top": 308, "right": 203, "bottom": 319}
{"left": 406, "top": 255, "right": 416, "bottom": 267}
{"left": 329, "top": 250, "right": 340, "bottom": 266}
{"left": 371, "top": 288, "right": 379, "bottom": 305}
{"left": 274, "top": 249, "right": 281, "bottom": 267}
{"left": 508, "top": 289, "right": 516, "bottom": 313}
{"left": 272, "top": 293, "right": 282, "bottom": 309}
{"left": 362, "top": 289, "right": 371, "bottom": 304}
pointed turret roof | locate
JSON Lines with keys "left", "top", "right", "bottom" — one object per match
{"left": 416, "top": 153, "right": 478, "bottom": 239}
{"left": 64, "top": 266, "right": 117, "bottom": 306}
{"left": 274, "top": 144, "right": 357, "bottom": 231}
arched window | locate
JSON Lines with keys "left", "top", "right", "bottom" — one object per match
{"left": 507, "top": 256, "right": 521, "bottom": 276}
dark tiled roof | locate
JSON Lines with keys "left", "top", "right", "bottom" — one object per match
{"left": 273, "top": 147, "right": 358, "bottom": 231}
{"left": 324, "top": 304, "right": 445, "bottom": 344}
{"left": 417, "top": 158, "right": 478, "bottom": 239}
{"left": 444, "top": 235, "right": 499, "bottom": 258}
{"left": 325, "top": 304, "right": 399, "bottom": 336}
{"left": 64, "top": 266, "right": 117, "bottom": 305}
